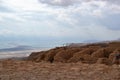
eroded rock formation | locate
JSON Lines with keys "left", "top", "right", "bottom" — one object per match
{"left": 28, "top": 41, "right": 120, "bottom": 65}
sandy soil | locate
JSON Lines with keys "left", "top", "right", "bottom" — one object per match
{"left": 0, "top": 60, "right": 120, "bottom": 80}
{"left": 0, "top": 48, "right": 49, "bottom": 59}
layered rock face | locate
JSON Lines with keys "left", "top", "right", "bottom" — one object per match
{"left": 28, "top": 42, "right": 120, "bottom": 65}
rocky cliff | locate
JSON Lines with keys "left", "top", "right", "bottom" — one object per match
{"left": 28, "top": 41, "right": 120, "bottom": 65}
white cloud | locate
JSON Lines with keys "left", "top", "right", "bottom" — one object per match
{"left": 0, "top": 12, "right": 26, "bottom": 22}
{"left": 1, "top": 0, "right": 51, "bottom": 14}
{"left": 0, "top": 0, "right": 119, "bottom": 23}
{"left": 0, "top": 16, "right": 3, "bottom": 21}
{"left": 39, "top": 0, "right": 120, "bottom": 15}
{"left": 92, "top": 9, "right": 103, "bottom": 17}
{"left": 0, "top": 0, "right": 120, "bottom": 41}
{"left": 0, "top": 29, "right": 15, "bottom": 35}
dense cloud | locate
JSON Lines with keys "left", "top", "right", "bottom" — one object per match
{"left": 0, "top": 0, "right": 120, "bottom": 41}
{"left": 38, "top": 0, "right": 120, "bottom": 14}
{"left": 105, "top": 0, "right": 120, "bottom": 5}
{"left": 39, "top": 0, "right": 120, "bottom": 7}
{"left": 39, "top": 0, "right": 80, "bottom": 6}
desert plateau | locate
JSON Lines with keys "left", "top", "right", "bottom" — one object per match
{"left": 0, "top": 41, "right": 120, "bottom": 80}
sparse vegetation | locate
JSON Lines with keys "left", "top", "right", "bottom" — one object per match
{"left": 0, "top": 41, "right": 120, "bottom": 80}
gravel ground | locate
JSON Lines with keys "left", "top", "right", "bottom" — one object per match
{"left": 0, "top": 60, "right": 120, "bottom": 80}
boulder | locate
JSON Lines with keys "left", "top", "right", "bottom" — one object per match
{"left": 44, "top": 48, "right": 63, "bottom": 62}
{"left": 54, "top": 48, "right": 81, "bottom": 62}
{"left": 27, "top": 41, "right": 120, "bottom": 65}
{"left": 68, "top": 48, "right": 97, "bottom": 63}
{"left": 91, "top": 48, "right": 110, "bottom": 59}
{"left": 28, "top": 51, "right": 47, "bottom": 62}
{"left": 109, "top": 49, "right": 120, "bottom": 64}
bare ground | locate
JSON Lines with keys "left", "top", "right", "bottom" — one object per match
{"left": 0, "top": 60, "right": 120, "bottom": 80}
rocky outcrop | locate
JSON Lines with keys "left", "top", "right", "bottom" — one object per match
{"left": 68, "top": 48, "right": 98, "bottom": 63}
{"left": 28, "top": 41, "right": 120, "bottom": 65}
{"left": 54, "top": 48, "right": 81, "bottom": 62}
{"left": 28, "top": 51, "right": 46, "bottom": 62}
{"left": 109, "top": 49, "right": 120, "bottom": 64}
{"left": 96, "top": 58, "right": 112, "bottom": 65}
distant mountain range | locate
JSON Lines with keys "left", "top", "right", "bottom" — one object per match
{"left": 0, "top": 45, "right": 34, "bottom": 52}
{"left": 67, "top": 39, "right": 120, "bottom": 47}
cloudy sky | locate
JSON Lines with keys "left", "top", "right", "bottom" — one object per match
{"left": 0, "top": 0, "right": 120, "bottom": 47}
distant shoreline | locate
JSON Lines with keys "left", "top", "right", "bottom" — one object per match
{"left": 0, "top": 48, "right": 50, "bottom": 59}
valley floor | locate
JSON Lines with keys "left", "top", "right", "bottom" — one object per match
{"left": 0, "top": 60, "right": 120, "bottom": 80}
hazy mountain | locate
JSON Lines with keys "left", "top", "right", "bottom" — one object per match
{"left": 0, "top": 45, "right": 34, "bottom": 52}
{"left": 117, "top": 38, "right": 120, "bottom": 41}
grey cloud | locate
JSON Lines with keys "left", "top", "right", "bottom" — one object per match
{"left": 39, "top": 0, "right": 82, "bottom": 7}
{"left": 104, "top": 0, "right": 120, "bottom": 5}
{"left": 39, "top": 0, "right": 120, "bottom": 7}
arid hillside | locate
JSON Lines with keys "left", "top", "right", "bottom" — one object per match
{"left": 28, "top": 41, "right": 120, "bottom": 65}
{"left": 0, "top": 60, "right": 120, "bottom": 80}
{"left": 0, "top": 41, "right": 120, "bottom": 80}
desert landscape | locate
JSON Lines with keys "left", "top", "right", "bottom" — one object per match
{"left": 0, "top": 41, "right": 120, "bottom": 80}
{"left": 0, "top": 0, "right": 120, "bottom": 80}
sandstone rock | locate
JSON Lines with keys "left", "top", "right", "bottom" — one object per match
{"left": 27, "top": 41, "right": 120, "bottom": 65}
{"left": 44, "top": 48, "right": 63, "bottom": 62}
{"left": 28, "top": 52, "right": 39, "bottom": 60}
{"left": 91, "top": 48, "right": 112, "bottom": 59}
{"left": 28, "top": 51, "right": 47, "bottom": 62}
{"left": 96, "top": 58, "right": 112, "bottom": 65}
{"left": 109, "top": 49, "right": 120, "bottom": 64}
{"left": 54, "top": 48, "right": 81, "bottom": 62}
{"left": 74, "top": 54, "right": 93, "bottom": 63}
{"left": 68, "top": 48, "right": 96, "bottom": 63}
